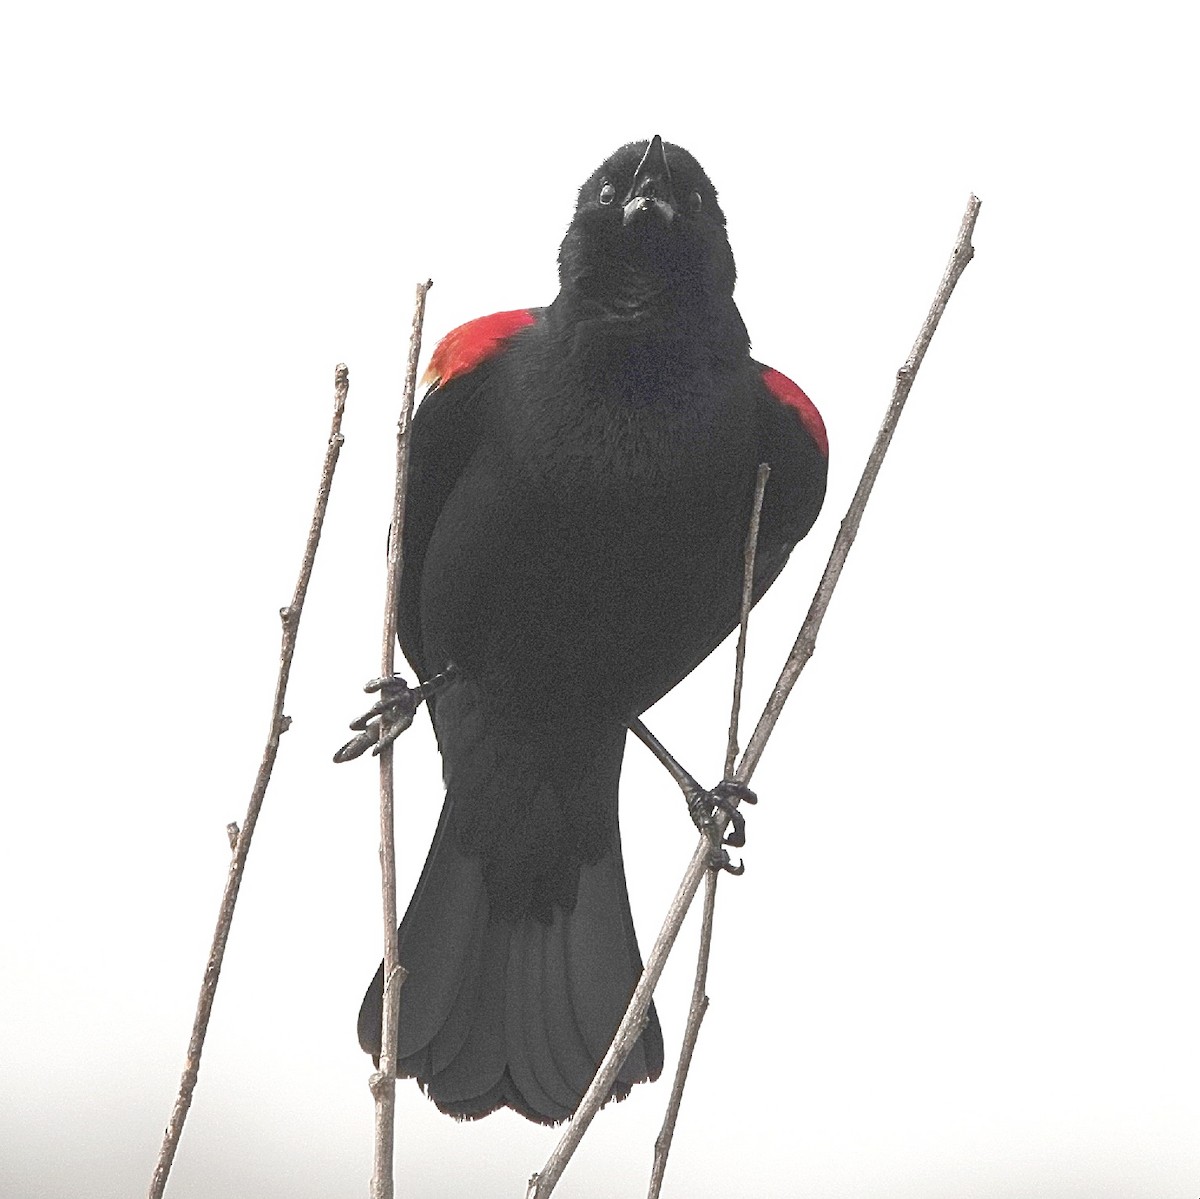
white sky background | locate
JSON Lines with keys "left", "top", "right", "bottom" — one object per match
{"left": 2, "top": 2, "right": 1196, "bottom": 1197}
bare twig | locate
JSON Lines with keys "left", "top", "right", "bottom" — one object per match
{"left": 148, "top": 365, "right": 349, "bottom": 1199}
{"left": 740, "top": 196, "right": 981, "bottom": 780}
{"left": 725, "top": 463, "right": 771, "bottom": 779}
{"left": 527, "top": 831, "right": 718, "bottom": 1199}
{"left": 646, "top": 864, "right": 715, "bottom": 1199}
{"left": 647, "top": 462, "right": 770, "bottom": 1199}
{"left": 527, "top": 195, "right": 980, "bottom": 1198}
{"left": 370, "top": 280, "right": 433, "bottom": 1199}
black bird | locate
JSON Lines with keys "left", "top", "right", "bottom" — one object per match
{"left": 356, "top": 136, "right": 828, "bottom": 1124}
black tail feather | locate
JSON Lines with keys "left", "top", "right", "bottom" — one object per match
{"left": 358, "top": 689, "right": 662, "bottom": 1124}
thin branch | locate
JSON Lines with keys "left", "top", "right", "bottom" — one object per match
{"left": 527, "top": 195, "right": 980, "bottom": 1199}
{"left": 725, "top": 463, "right": 770, "bottom": 779}
{"left": 370, "top": 279, "right": 433, "bottom": 1199}
{"left": 526, "top": 833, "right": 712, "bottom": 1199}
{"left": 648, "top": 462, "right": 770, "bottom": 1199}
{"left": 739, "top": 196, "right": 980, "bottom": 783}
{"left": 148, "top": 365, "right": 349, "bottom": 1199}
{"left": 646, "top": 866, "right": 715, "bottom": 1199}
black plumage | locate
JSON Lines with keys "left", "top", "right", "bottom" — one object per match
{"left": 358, "top": 136, "right": 828, "bottom": 1123}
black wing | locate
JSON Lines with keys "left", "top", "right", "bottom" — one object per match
{"left": 396, "top": 310, "right": 542, "bottom": 679}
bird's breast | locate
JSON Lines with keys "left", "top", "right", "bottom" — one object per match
{"left": 419, "top": 342, "right": 763, "bottom": 720}
{"left": 505, "top": 359, "right": 753, "bottom": 505}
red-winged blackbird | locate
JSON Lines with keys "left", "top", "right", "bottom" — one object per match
{"left": 357, "top": 136, "right": 828, "bottom": 1124}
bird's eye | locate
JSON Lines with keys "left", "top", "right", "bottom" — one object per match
{"left": 688, "top": 191, "right": 703, "bottom": 216}
{"left": 599, "top": 181, "right": 616, "bottom": 205}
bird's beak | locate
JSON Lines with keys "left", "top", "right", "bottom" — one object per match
{"left": 622, "top": 134, "right": 677, "bottom": 227}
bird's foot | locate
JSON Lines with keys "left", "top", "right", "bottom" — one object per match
{"left": 686, "top": 778, "right": 758, "bottom": 848}
{"left": 626, "top": 720, "right": 758, "bottom": 874}
{"left": 333, "top": 664, "right": 458, "bottom": 763}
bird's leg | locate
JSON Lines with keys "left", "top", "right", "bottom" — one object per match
{"left": 627, "top": 718, "right": 758, "bottom": 874}
{"left": 333, "top": 663, "right": 459, "bottom": 763}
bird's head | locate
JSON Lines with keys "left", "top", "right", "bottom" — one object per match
{"left": 557, "top": 136, "right": 737, "bottom": 318}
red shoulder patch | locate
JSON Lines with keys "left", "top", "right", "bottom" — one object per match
{"left": 762, "top": 366, "right": 828, "bottom": 459}
{"left": 421, "top": 309, "right": 537, "bottom": 389}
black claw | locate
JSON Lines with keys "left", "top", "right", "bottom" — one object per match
{"left": 334, "top": 729, "right": 375, "bottom": 763}
{"left": 687, "top": 779, "right": 755, "bottom": 848}
{"left": 348, "top": 693, "right": 403, "bottom": 732}
{"left": 711, "top": 780, "right": 757, "bottom": 846}
{"left": 715, "top": 780, "right": 758, "bottom": 806}
{"left": 722, "top": 806, "right": 747, "bottom": 848}
{"left": 363, "top": 674, "right": 406, "bottom": 695}
{"left": 335, "top": 674, "right": 418, "bottom": 763}
{"left": 371, "top": 710, "right": 415, "bottom": 755}
{"left": 334, "top": 665, "right": 459, "bottom": 764}
{"left": 709, "top": 846, "right": 745, "bottom": 876}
